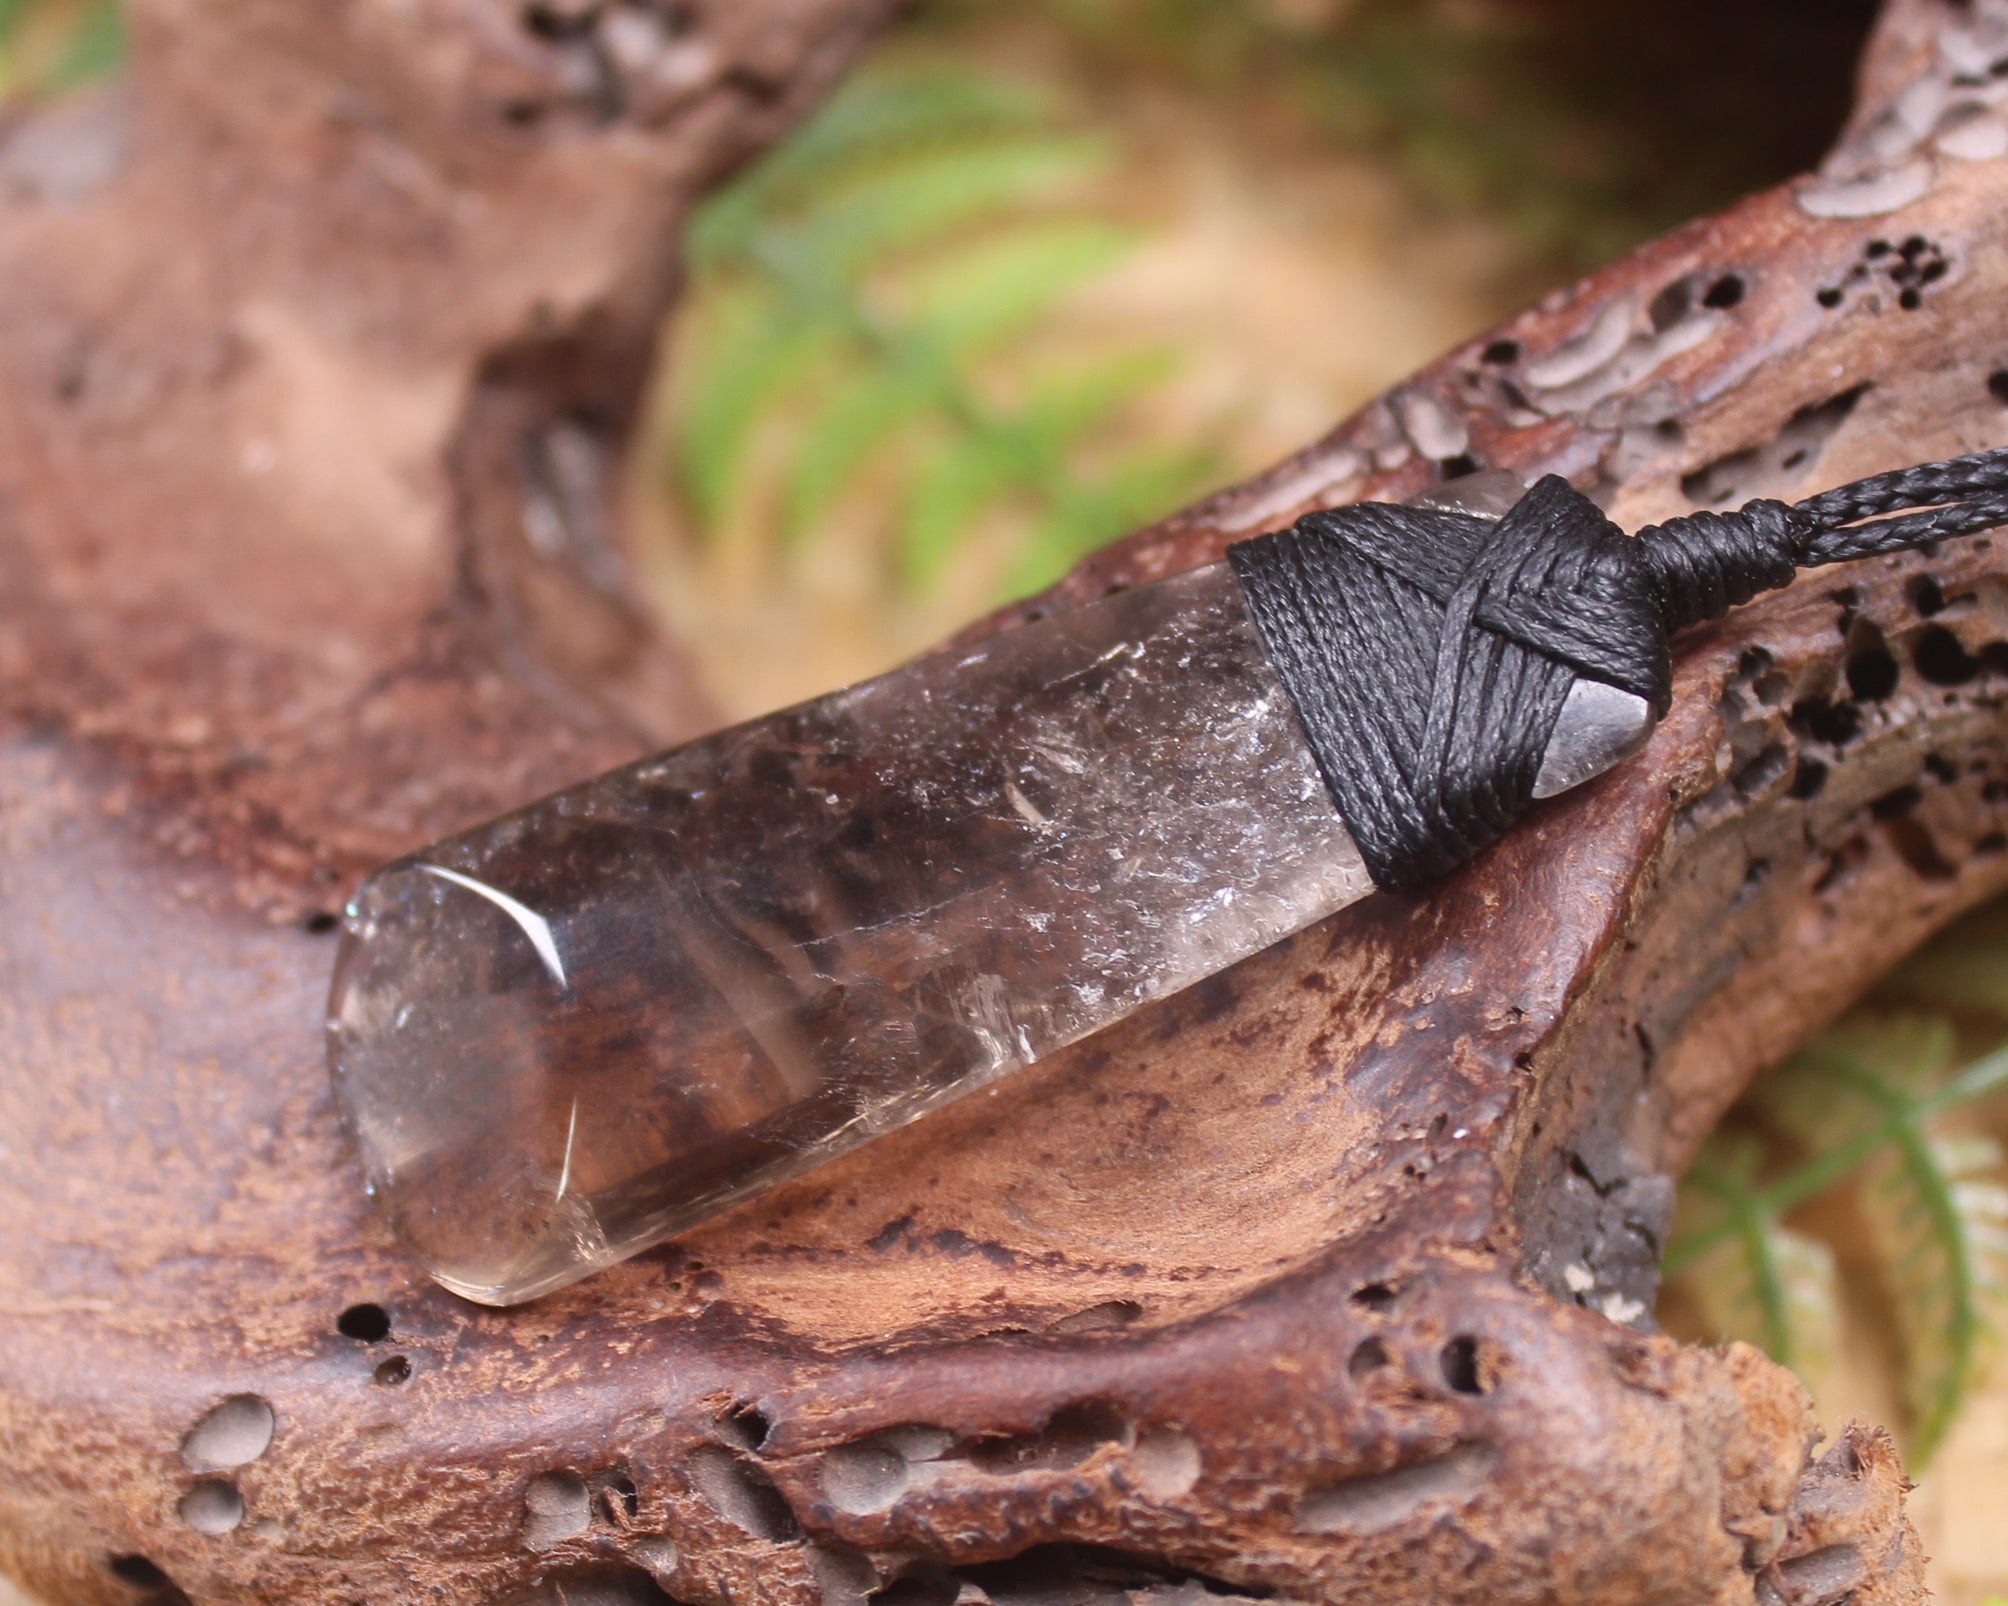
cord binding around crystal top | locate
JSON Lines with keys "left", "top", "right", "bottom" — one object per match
{"left": 1226, "top": 447, "right": 2008, "bottom": 893}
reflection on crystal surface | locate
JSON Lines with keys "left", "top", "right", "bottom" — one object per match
{"left": 328, "top": 564, "right": 1370, "bottom": 1304}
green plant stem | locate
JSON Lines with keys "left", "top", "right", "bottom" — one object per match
{"left": 1665, "top": 1041, "right": 2008, "bottom": 1273}
{"left": 1888, "top": 1113, "right": 1980, "bottom": 1461}
{"left": 1686, "top": 1165, "right": 1795, "bottom": 1362}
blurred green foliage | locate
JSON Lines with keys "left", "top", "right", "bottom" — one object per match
{"left": 0, "top": 0, "right": 119, "bottom": 101}
{"left": 957, "top": 0, "right": 1879, "bottom": 269}
{"left": 668, "top": 65, "right": 1217, "bottom": 597}
{"left": 1, "top": 0, "right": 1879, "bottom": 273}
{"left": 1665, "top": 945, "right": 2008, "bottom": 1468}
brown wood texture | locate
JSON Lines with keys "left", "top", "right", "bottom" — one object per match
{"left": 4, "top": 1, "right": 2007, "bottom": 1602}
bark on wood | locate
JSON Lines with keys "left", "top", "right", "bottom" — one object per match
{"left": 2, "top": 1, "right": 2002, "bottom": 1603}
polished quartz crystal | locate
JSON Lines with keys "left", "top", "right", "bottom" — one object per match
{"left": 331, "top": 471, "right": 1666, "bottom": 1305}
{"left": 329, "top": 565, "right": 1377, "bottom": 1304}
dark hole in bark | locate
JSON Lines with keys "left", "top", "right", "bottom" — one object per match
{"left": 303, "top": 910, "right": 340, "bottom": 935}
{"left": 1348, "top": 1338, "right": 1391, "bottom": 1379}
{"left": 107, "top": 1554, "right": 187, "bottom": 1600}
{"left": 1791, "top": 697, "right": 1861, "bottom": 746}
{"left": 1649, "top": 277, "right": 1694, "bottom": 330}
{"left": 721, "top": 1403, "right": 772, "bottom": 1452}
{"left": 1703, "top": 274, "right": 1745, "bottom": 309}
{"left": 1481, "top": 338, "right": 1521, "bottom": 365}
{"left": 1816, "top": 287, "right": 1844, "bottom": 309}
{"left": 337, "top": 1303, "right": 391, "bottom": 1342}
{"left": 1440, "top": 1337, "right": 1485, "bottom": 1394}
{"left": 1883, "top": 816, "right": 1958, "bottom": 881}
{"left": 1845, "top": 646, "right": 1899, "bottom": 701}
{"left": 1791, "top": 756, "right": 1829, "bottom": 800}
{"left": 1352, "top": 1282, "right": 1398, "bottom": 1312}
{"left": 1915, "top": 625, "right": 1978, "bottom": 685}
{"left": 1911, "top": 574, "right": 1947, "bottom": 616}
{"left": 108, "top": 1556, "right": 172, "bottom": 1589}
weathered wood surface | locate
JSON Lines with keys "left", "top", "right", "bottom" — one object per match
{"left": 4, "top": 1, "right": 2007, "bottom": 1602}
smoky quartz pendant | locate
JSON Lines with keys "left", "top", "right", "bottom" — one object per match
{"left": 328, "top": 476, "right": 1652, "bottom": 1304}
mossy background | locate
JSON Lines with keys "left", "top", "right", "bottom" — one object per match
{"left": 5, "top": 3, "right": 2006, "bottom": 1602}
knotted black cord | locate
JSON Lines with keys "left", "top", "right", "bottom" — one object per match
{"left": 1226, "top": 447, "right": 2008, "bottom": 894}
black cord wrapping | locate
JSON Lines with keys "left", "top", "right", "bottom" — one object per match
{"left": 1226, "top": 447, "right": 2008, "bottom": 895}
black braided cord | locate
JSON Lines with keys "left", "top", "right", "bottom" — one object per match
{"left": 1226, "top": 447, "right": 2008, "bottom": 894}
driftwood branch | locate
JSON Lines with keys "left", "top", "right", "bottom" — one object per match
{"left": 4, "top": 1, "right": 2006, "bottom": 1603}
